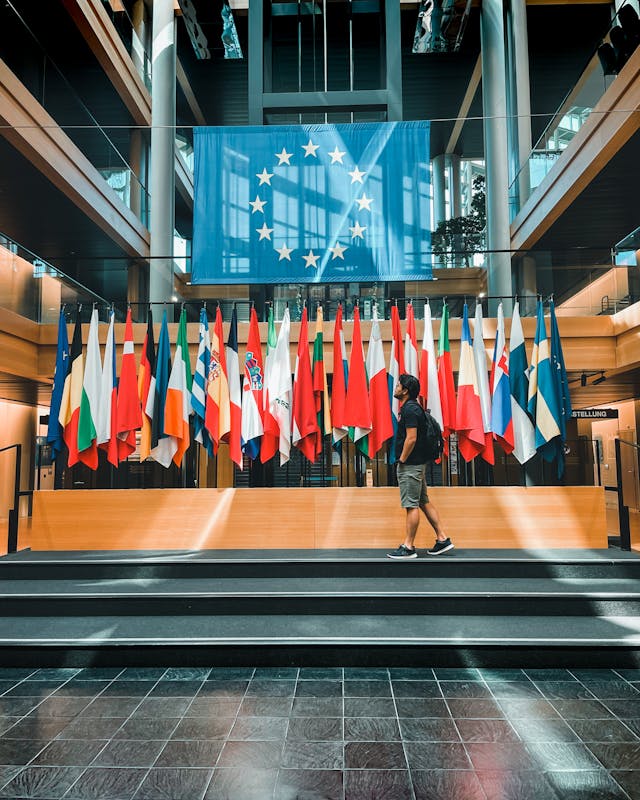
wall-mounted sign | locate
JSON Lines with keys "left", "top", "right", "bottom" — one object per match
{"left": 571, "top": 409, "right": 619, "bottom": 419}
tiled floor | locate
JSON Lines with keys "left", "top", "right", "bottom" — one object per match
{"left": 0, "top": 666, "right": 639, "bottom": 799}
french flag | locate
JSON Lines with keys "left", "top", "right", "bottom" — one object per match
{"left": 455, "top": 303, "right": 485, "bottom": 462}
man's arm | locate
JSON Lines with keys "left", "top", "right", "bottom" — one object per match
{"left": 398, "top": 428, "right": 417, "bottom": 464}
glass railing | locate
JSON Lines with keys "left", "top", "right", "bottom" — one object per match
{"left": 101, "top": 1, "right": 152, "bottom": 91}
{"left": 510, "top": 2, "right": 639, "bottom": 217}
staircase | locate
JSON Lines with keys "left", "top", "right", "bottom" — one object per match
{"left": 1, "top": 548, "right": 640, "bottom": 668}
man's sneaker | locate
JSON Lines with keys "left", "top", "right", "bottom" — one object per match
{"left": 387, "top": 544, "right": 418, "bottom": 560}
{"left": 427, "top": 538, "right": 454, "bottom": 556}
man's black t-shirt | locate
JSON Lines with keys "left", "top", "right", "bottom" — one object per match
{"left": 395, "top": 399, "right": 428, "bottom": 464}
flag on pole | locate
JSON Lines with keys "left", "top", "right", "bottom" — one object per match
{"left": 549, "top": 299, "right": 572, "bottom": 477}
{"left": 509, "top": 301, "right": 536, "bottom": 465}
{"left": 205, "top": 307, "right": 231, "bottom": 453}
{"left": 77, "top": 308, "right": 100, "bottom": 469}
{"left": 261, "top": 305, "right": 279, "bottom": 463}
{"left": 455, "top": 303, "right": 485, "bottom": 462}
{"left": 225, "top": 307, "right": 243, "bottom": 468}
{"left": 292, "top": 306, "right": 319, "bottom": 462}
{"left": 528, "top": 300, "right": 562, "bottom": 466}
{"left": 472, "top": 303, "right": 495, "bottom": 465}
{"left": 331, "top": 303, "right": 349, "bottom": 450}
{"left": 490, "top": 303, "right": 515, "bottom": 455}
{"left": 60, "top": 311, "right": 84, "bottom": 467}
{"left": 419, "top": 301, "right": 443, "bottom": 428}
{"left": 270, "top": 307, "right": 293, "bottom": 465}
{"left": 165, "top": 308, "right": 192, "bottom": 467}
{"left": 115, "top": 308, "right": 141, "bottom": 459}
{"left": 344, "top": 305, "right": 372, "bottom": 457}
{"left": 437, "top": 300, "right": 456, "bottom": 455}
{"left": 96, "top": 310, "right": 119, "bottom": 467}
{"left": 388, "top": 303, "right": 405, "bottom": 464}
{"left": 138, "top": 312, "right": 155, "bottom": 462}
{"left": 191, "top": 307, "right": 213, "bottom": 457}
{"left": 47, "top": 310, "right": 69, "bottom": 462}
{"left": 404, "top": 301, "right": 419, "bottom": 378}
{"left": 150, "top": 311, "right": 176, "bottom": 468}
{"left": 312, "top": 306, "right": 331, "bottom": 457}
{"left": 241, "top": 307, "right": 264, "bottom": 460}
{"left": 366, "top": 306, "right": 393, "bottom": 459}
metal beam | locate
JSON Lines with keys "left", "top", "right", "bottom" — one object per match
{"left": 446, "top": 55, "right": 481, "bottom": 154}
{"left": 262, "top": 90, "right": 388, "bottom": 111}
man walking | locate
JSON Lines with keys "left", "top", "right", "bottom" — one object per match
{"left": 387, "top": 374, "right": 454, "bottom": 559}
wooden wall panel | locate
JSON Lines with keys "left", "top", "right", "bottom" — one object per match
{"left": 31, "top": 486, "right": 607, "bottom": 551}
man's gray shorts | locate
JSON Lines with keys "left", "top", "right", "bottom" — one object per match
{"left": 397, "top": 462, "right": 430, "bottom": 508}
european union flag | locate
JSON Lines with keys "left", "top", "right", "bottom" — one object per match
{"left": 192, "top": 121, "right": 432, "bottom": 284}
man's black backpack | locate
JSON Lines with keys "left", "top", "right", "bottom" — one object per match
{"left": 423, "top": 409, "right": 444, "bottom": 462}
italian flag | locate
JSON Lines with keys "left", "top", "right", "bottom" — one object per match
{"left": 60, "top": 312, "right": 84, "bottom": 467}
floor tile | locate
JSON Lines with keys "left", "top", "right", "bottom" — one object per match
{"left": 477, "top": 769, "right": 559, "bottom": 800}
{"left": 274, "top": 768, "right": 343, "bottom": 800}
{"left": 581, "top": 680, "right": 640, "bottom": 699}
{"left": 170, "top": 717, "right": 234, "bottom": 740}
{"left": 343, "top": 716, "right": 400, "bottom": 742}
{"left": 478, "top": 669, "right": 529, "bottom": 682}
{"left": 411, "top": 769, "right": 486, "bottom": 800}
{"left": 344, "top": 680, "right": 392, "bottom": 697}
{"left": 343, "top": 668, "right": 389, "bottom": 681}
{"left": 585, "top": 742, "right": 640, "bottom": 770}
{"left": 281, "top": 741, "right": 343, "bottom": 770}
{"left": 291, "top": 697, "right": 342, "bottom": 718}
{"left": 614, "top": 669, "right": 640, "bottom": 682}
{"left": 0, "top": 739, "right": 48, "bottom": 766}
{"left": 115, "top": 668, "right": 165, "bottom": 681}
{"left": 567, "top": 718, "right": 640, "bottom": 742}
{"left": 569, "top": 669, "right": 622, "bottom": 682}
{"left": 162, "top": 668, "right": 210, "bottom": 682}
{"left": 497, "top": 698, "right": 560, "bottom": 719}
{"left": 133, "top": 767, "right": 212, "bottom": 800}
{"left": 298, "top": 668, "right": 343, "bottom": 680}
{"left": 396, "top": 698, "right": 449, "bottom": 718}
{"left": 439, "top": 680, "right": 492, "bottom": 699}
{"left": 65, "top": 767, "right": 148, "bottom": 800}
{"left": 388, "top": 668, "right": 435, "bottom": 681}
{"left": 217, "top": 740, "right": 284, "bottom": 769}
{"left": 0, "top": 765, "right": 83, "bottom": 799}
{"left": 147, "top": 681, "right": 202, "bottom": 697}
{"left": 130, "top": 697, "right": 191, "bottom": 718}
{"left": 294, "top": 681, "right": 342, "bottom": 698}
{"left": 485, "top": 681, "right": 543, "bottom": 699}
{"left": 52, "top": 681, "right": 111, "bottom": 697}
{"left": 433, "top": 668, "right": 481, "bottom": 681}
{"left": 154, "top": 739, "right": 223, "bottom": 768}
{"left": 524, "top": 668, "right": 577, "bottom": 681}
{"left": 455, "top": 718, "right": 520, "bottom": 742}
{"left": 465, "top": 742, "right": 537, "bottom": 771}
{"left": 391, "top": 681, "right": 441, "bottom": 698}
{"left": 56, "top": 716, "right": 126, "bottom": 740}
{"left": 195, "top": 680, "right": 248, "bottom": 698}
{"left": 71, "top": 668, "right": 123, "bottom": 681}
{"left": 403, "top": 741, "right": 471, "bottom": 770}
{"left": 229, "top": 715, "right": 288, "bottom": 740}
{"left": 550, "top": 699, "right": 616, "bottom": 719}
{"left": 246, "top": 679, "right": 296, "bottom": 697}
{"left": 98, "top": 681, "right": 152, "bottom": 698}
{"left": 1, "top": 717, "right": 71, "bottom": 740}
{"left": 253, "top": 668, "right": 299, "bottom": 680}
{"left": 533, "top": 681, "right": 596, "bottom": 700}
{"left": 345, "top": 768, "right": 413, "bottom": 799}
{"left": 611, "top": 770, "right": 640, "bottom": 800}
{"left": 525, "top": 741, "right": 602, "bottom": 771}
{"left": 115, "top": 717, "right": 180, "bottom": 740}
{"left": 285, "top": 717, "right": 342, "bottom": 742}
{"left": 344, "top": 698, "right": 395, "bottom": 717}
{"left": 509, "top": 716, "right": 579, "bottom": 743}
{"left": 545, "top": 770, "right": 630, "bottom": 800}
{"left": 239, "top": 697, "right": 294, "bottom": 717}
{"left": 447, "top": 698, "right": 505, "bottom": 718}
{"left": 30, "top": 738, "right": 107, "bottom": 767}
{"left": 26, "top": 697, "right": 91, "bottom": 717}
{"left": 344, "top": 741, "right": 407, "bottom": 769}
{"left": 91, "top": 739, "right": 166, "bottom": 767}
{"left": 204, "top": 767, "right": 277, "bottom": 800}
{"left": 398, "top": 716, "right": 460, "bottom": 741}
{"left": 79, "top": 697, "right": 142, "bottom": 718}
{"left": 206, "top": 668, "right": 255, "bottom": 681}
{"left": 185, "top": 697, "right": 241, "bottom": 717}
{"left": 603, "top": 699, "right": 640, "bottom": 718}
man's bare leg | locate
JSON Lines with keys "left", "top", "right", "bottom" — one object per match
{"left": 420, "top": 501, "right": 447, "bottom": 541}
{"left": 403, "top": 507, "right": 420, "bottom": 550}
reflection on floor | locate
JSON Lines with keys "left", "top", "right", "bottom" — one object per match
{"left": 0, "top": 666, "right": 639, "bottom": 799}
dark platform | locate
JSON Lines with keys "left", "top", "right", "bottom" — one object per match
{"left": 1, "top": 548, "right": 640, "bottom": 668}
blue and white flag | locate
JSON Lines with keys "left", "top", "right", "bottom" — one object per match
{"left": 47, "top": 310, "right": 69, "bottom": 461}
{"left": 192, "top": 121, "right": 432, "bottom": 284}
{"left": 508, "top": 302, "right": 536, "bottom": 465}
{"left": 527, "top": 300, "right": 562, "bottom": 466}
{"left": 549, "top": 299, "right": 572, "bottom": 477}
{"left": 191, "top": 307, "right": 214, "bottom": 457}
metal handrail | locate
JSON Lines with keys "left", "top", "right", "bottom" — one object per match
{"left": 0, "top": 444, "right": 32, "bottom": 555}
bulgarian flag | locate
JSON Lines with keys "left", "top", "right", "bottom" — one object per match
{"left": 344, "top": 305, "right": 371, "bottom": 457}
{"left": 366, "top": 306, "right": 393, "bottom": 459}
{"left": 261, "top": 306, "right": 279, "bottom": 463}
{"left": 115, "top": 308, "right": 141, "bottom": 459}
{"left": 205, "top": 306, "right": 231, "bottom": 453}
{"left": 331, "top": 303, "right": 349, "bottom": 450}
{"left": 60, "top": 311, "right": 83, "bottom": 467}
{"left": 138, "top": 312, "right": 155, "bottom": 462}
{"left": 473, "top": 303, "right": 495, "bottom": 465}
{"left": 96, "top": 310, "right": 120, "bottom": 467}
{"left": 388, "top": 303, "right": 405, "bottom": 464}
{"left": 312, "top": 306, "right": 331, "bottom": 457}
{"left": 77, "top": 308, "right": 100, "bottom": 469}
{"left": 437, "top": 300, "right": 457, "bottom": 456}
{"left": 225, "top": 307, "right": 243, "bottom": 468}
{"left": 292, "top": 306, "right": 318, "bottom": 462}
{"left": 241, "top": 307, "right": 264, "bottom": 461}
{"left": 456, "top": 303, "right": 486, "bottom": 462}
{"left": 164, "top": 308, "right": 192, "bottom": 467}
{"left": 404, "top": 301, "right": 419, "bottom": 378}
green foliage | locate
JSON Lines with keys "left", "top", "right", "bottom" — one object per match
{"left": 431, "top": 175, "right": 486, "bottom": 267}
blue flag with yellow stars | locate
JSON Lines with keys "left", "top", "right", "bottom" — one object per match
{"left": 192, "top": 121, "right": 432, "bottom": 284}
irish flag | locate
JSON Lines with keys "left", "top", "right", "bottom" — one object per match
{"left": 164, "top": 308, "right": 192, "bottom": 467}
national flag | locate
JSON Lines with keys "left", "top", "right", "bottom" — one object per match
{"left": 191, "top": 307, "right": 213, "bottom": 457}
{"left": 437, "top": 300, "right": 457, "bottom": 455}
{"left": 419, "top": 301, "right": 443, "bottom": 428}
{"left": 96, "top": 310, "right": 119, "bottom": 467}
{"left": 270, "top": 307, "right": 293, "bottom": 465}
{"left": 77, "top": 308, "right": 100, "bottom": 469}
{"left": 164, "top": 308, "right": 192, "bottom": 467}
{"left": 261, "top": 305, "right": 279, "bottom": 463}
{"left": 241, "top": 307, "right": 264, "bottom": 460}
{"left": 205, "top": 307, "right": 231, "bottom": 452}
{"left": 366, "top": 306, "right": 393, "bottom": 459}
{"left": 509, "top": 301, "right": 536, "bottom": 465}
{"left": 47, "top": 310, "right": 69, "bottom": 462}
{"left": 60, "top": 311, "right": 83, "bottom": 467}
{"left": 528, "top": 300, "right": 562, "bottom": 466}
{"left": 388, "top": 303, "right": 405, "bottom": 464}
{"left": 150, "top": 310, "right": 176, "bottom": 467}
{"left": 225, "top": 307, "right": 243, "bottom": 468}
{"left": 404, "top": 301, "right": 419, "bottom": 378}
{"left": 292, "top": 306, "right": 318, "bottom": 462}
{"left": 138, "top": 312, "right": 156, "bottom": 462}
{"left": 344, "top": 305, "right": 372, "bottom": 457}
{"left": 490, "top": 303, "right": 515, "bottom": 456}
{"left": 549, "top": 299, "right": 573, "bottom": 477}
{"left": 472, "top": 303, "right": 495, "bottom": 465}
{"left": 312, "top": 306, "right": 331, "bottom": 457}
{"left": 331, "top": 303, "right": 349, "bottom": 449}
{"left": 455, "top": 303, "right": 485, "bottom": 462}
{"left": 115, "top": 308, "right": 141, "bottom": 459}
